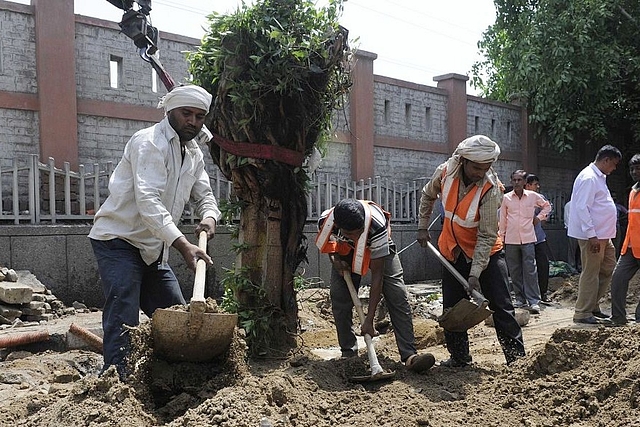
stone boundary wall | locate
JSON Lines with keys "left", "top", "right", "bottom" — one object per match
{"left": 0, "top": 1, "right": 581, "bottom": 188}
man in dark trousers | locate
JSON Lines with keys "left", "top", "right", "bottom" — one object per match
{"left": 417, "top": 135, "right": 525, "bottom": 367}
{"left": 317, "top": 198, "right": 435, "bottom": 373}
{"left": 610, "top": 154, "right": 640, "bottom": 325}
{"left": 89, "top": 85, "right": 220, "bottom": 380}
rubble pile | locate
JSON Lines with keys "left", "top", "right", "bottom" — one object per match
{"left": 0, "top": 268, "right": 86, "bottom": 328}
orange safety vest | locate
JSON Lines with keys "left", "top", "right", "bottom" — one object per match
{"left": 316, "top": 200, "right": 391, "bottom": 275}
{"left": 438, "top": 169, "right": 503, "bottom": 262}
{"left": 621, "top": 187, "right": 640, "bottom": 258}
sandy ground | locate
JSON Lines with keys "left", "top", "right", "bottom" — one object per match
{"left": 1, "top": 274, "right": 640, "bottom": 426}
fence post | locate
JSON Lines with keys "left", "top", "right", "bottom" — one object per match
{"left": 47, "top": 157, "right": 56, "bottom": 224}
{"left": 11, "top": 160, "right": 18, "bottom": 224}
{"left": 412, "top": 180, "right": 418, "bottom": 222}
{"left": 64, "top": 162, "right": 71, "bottom": 216}
{"left": 30, "top": 154, "right": 38, "bottom": 223}
{"left": 93, "top": 163, "right": 100, "bottom": 214}
{"left": 392, "top": 181, "right": 397, "bottom": 219}
{"left": 79, "top": 164, "right": 86, "bottom": 215}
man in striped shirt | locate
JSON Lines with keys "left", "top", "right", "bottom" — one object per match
{"left": 317, "top": 199, "right": 435, "bottom": 373}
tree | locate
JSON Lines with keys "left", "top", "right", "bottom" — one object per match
{"left": 188, "top": 0, "right": 351, "bottom": 355}
{"left": 472, "top": 0, "right": 640, "bottom": 153}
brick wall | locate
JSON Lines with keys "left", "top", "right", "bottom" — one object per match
{"left": 0, "top": 0, "right": 580, "bottom": 196}
{"left": 373, "top": 81, "right": 448, "bottom": 143}
{"left": 0, "top": 109, "right": 38, "bottom": 163}
{"left": 0, "top": 8, "right": 36, "bottom": 94}
{"left": 315, "top": 141, "right": 352, "bottom": 181}
{"left": 77, "top": 115, "right": 153, "bottom": 166}
{"left": 467, "top": 99, "right": 522, "bottom": 152}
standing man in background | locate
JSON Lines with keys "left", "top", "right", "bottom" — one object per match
{"left": 525, "top": 173, "right": 553, "bottom": 303}
{"left": 418, "top": 135, "right": 525, "bottom": 367}
{"left": 499, "top": 170, "right": 551, "bottom": 314}
{"left": 610, "top": 154, "right": 640, "bottom": 325}
{"left": 568, "top": 145, "right": 622, "bottom": 325}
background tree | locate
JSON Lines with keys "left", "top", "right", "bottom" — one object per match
{"left": 188, "top": 0, "right": 351, "bottom": 355}
{"left": 472, "top": 0, "right": 640, "bottom": 153}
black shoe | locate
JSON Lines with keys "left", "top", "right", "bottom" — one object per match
{"left": 341, "top": 349, "right": 358, "bottom": 358}
{"left": 439, "top": 357, "right": 470, "bottom": 368}
{"left": 592, "top": 311, "right": 610, "bottom": 319}
{"left": 406, "top": 353, "right": 436, "bottom": 373}
{"left": 610, "top": 316, "right": 628, "bottom": 326}
{"left": 100, "top": 363, "right": 128, "bottom": 382}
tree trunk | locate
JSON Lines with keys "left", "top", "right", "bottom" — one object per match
{"left": 231, "top": 166, "right": 301, "bottom": 351}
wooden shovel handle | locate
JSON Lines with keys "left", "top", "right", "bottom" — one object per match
{"left": 343, "top": 271, "right": 384, "bottom": 376}
{"left": 426, "top": 241, "right": 488, "bottom": 305}
{"left": 191, "top": 230, "right": 208, "bottom": 304}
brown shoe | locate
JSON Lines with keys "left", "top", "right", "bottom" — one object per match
{"left": 406, "top": 353, "right": 436, "bottom": 373}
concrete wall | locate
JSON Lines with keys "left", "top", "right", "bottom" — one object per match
{"left": 0, "top": 222, "right": 571, "bottom": 309}
{"left": 0, "top": 7, "right": 37, "bottom": 94}
{"left": 0, "top": 223, "right": 450, "bottom": 308}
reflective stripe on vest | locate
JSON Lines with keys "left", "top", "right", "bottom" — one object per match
{"left": 315, "top": 201, "right": 378, "bottom": 275}
{"left": 439, "top": 170, "right": 502, "bottom": 261}
{"left": 622, "top": 188, "right": 640, "bottom": 258}
{"left": 441, "top": 172, "right": 484, "bottom": 228}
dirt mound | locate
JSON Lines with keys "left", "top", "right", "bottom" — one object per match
{"left": 2, "top": 276, "right": 640, "bottom": 426}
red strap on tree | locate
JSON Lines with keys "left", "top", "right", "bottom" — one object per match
{"left": 211, "top": 133, "right": 305, "bottom": 167}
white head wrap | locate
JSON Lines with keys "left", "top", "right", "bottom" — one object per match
{"left": 454, "top": 135, "right": 500, "bottom": 163}
{"left": 157, "top": 85, "right": 212, "bottom": 114}
{"left": 443, "top": 135, "right": 501, "bottom": 184}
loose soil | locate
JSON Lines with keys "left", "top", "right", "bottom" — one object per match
{"left": 1, "top": 275, "right": 640, "bottom": 427}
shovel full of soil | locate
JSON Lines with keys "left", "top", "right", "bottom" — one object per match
{"left": 426, "top": 241, "right": 493, "bottom": 332}
{"left": 152, "top": 231, "right": 237, "bottom": 362}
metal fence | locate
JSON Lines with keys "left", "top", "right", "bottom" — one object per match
{"left": 0, "top": 155, "right": 430, "bottom": 225}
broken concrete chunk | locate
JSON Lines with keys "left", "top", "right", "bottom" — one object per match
{"left": 5, "top": 269, "right": 18, "bottom": 282}
{"left": 0, "top": 268, "right": 17, "bottom": 282}
{"left": 72, "top": 301, "right": 88, "bottom": 311}
{"left": 27, "top": 301, "right": 46, "bottom": 310}
{"left": 0, "top": 304, "right": 23, "bottom": 319}
{"left": 22, "top": 307, "right": 47, "bottom": 316}
{"left": 32, "top": 294, "right": 47, "bottom": 303}
{"left": 0, "top": 282, "right": 33, "bottom": 304}
{"left": 15, "top": 270, "right": 47, "bottom": 293}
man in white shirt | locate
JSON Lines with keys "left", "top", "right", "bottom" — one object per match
{"left": 568, "top": 145, "right": 622, "bottom": 325}
{"left": 89, "top": 85, "right": 221, "bottom": 380}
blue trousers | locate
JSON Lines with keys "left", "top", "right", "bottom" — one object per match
{"left": 442, "top": 251, "right": 525, "bottom": 365}
{"left": 90, "top": 238, "right": 186, "bottom": 368}
{"left": 330, "top": 252, "right": 417, "bottom": 363}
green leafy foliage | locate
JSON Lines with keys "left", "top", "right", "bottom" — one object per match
{"left": 220, "top": 266, "right": 277, "bottom": 355}
{"left": 188, "top": 0, "right": 352, "bottom": 169}
{"left": 472, "top": 0, "right": 640, "bottom": 152}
